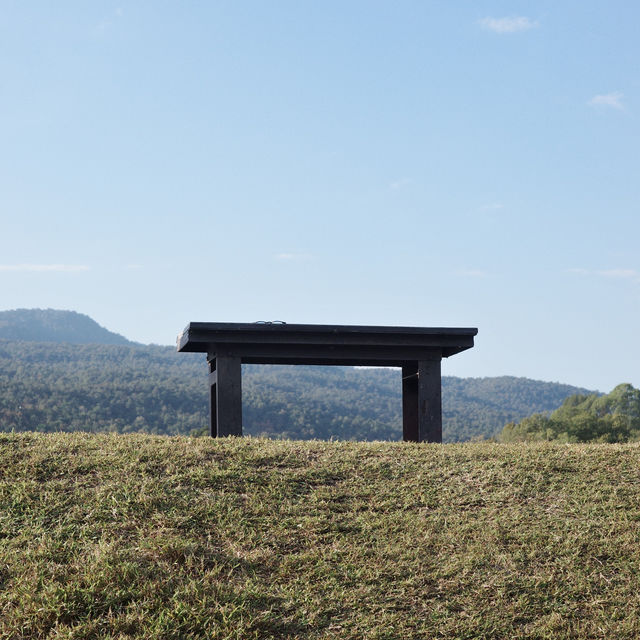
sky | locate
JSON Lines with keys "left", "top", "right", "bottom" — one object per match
{"left": 1, "top": 1, "right": 638, "bottom": 393}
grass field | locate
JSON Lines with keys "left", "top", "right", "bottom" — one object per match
{"left": 1, "top": 433, "right": 640, "bottom": 639}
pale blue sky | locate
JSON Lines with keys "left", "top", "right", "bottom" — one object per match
{"left": 1, "top": 2, "right": 638, "bottom": 392}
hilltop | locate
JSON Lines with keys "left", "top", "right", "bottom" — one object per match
{"left": 2, "top": 433, "right": 639, "bottom": 639}
{"left": 0, "top": 308, "right": 133, "bottom": 345}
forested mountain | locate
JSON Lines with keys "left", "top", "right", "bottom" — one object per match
{"left": 0, "top": 339, "right": 593, "bottom": 442}
{"left": 0, "top": 309, "right": 133, "bottom": 345}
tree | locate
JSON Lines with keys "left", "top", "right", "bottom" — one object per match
{"left": 499, "top": 383, "right": 640, "bottom": 443}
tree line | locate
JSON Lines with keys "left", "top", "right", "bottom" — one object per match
{"left": 0, "top": 340, "right": 594, "bottom": 442}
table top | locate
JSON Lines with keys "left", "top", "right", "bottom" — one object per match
{"left": 177, "top": 322, "right": 477, "bottom": 363}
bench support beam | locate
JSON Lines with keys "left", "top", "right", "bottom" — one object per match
{"left": 209, "top": 356, "right": 242, "bottom": 437}
{"left": 208, "top": 355, "right": 442, "bottom": 442}
{"left": 402, "top": 358, "right": 442, "bottom": 443}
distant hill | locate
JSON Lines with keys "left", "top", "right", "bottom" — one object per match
{"left": 0, "top": 332, "right": 594, "bottom": 441}
{"left": 0, "top": 309, "right": 133, "bottom": 345}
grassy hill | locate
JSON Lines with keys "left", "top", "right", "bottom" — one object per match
{"left": 2, "top": 433, "right": 640, "bottom": 638}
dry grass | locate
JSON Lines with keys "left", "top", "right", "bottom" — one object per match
{"left": 1, "top": 433, "right": 640, "bottom": 638}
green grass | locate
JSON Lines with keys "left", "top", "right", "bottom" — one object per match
{"left": 2, "top": 433, "right": 640, "bottom": 639}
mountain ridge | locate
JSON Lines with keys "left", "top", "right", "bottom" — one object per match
{"left": 0, "top": 308, "right": 134, "bottom": 345}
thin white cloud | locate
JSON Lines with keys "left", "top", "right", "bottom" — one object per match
{"left": 390, "top": 178, "right": 411, "bottom": 190}
{"left": 478, "top": 202, "right": 504, "bottom": 212}
{"left": 569, "top": 267, "right": 640, "bottom": 283}
{"left": 274, "top": 253, "right": 312, "bottom": 261}
{"left": 599, "top": 269, "right": 640, "bottom": 280}
{"left": 479, "top": 16, "right": 539, "bottom": 34}
{"left": 0, "top": 264, "right": 90, "bottom": 272}
{"left": 94, "top": 8, "right": 123, "bottom": 33}
{"left": 457, "top": 269, "right": 488, "bottom": 278}
{"left": 588, "top": 92, "right": 625, "bottom": 110}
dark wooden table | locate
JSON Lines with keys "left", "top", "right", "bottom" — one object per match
{"left": 177, "top": 322, "right": 477, "bottom": 442}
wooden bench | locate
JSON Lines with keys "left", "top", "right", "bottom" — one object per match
{"left": 177, "top": 322, "right": 477, "bottom": 442}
